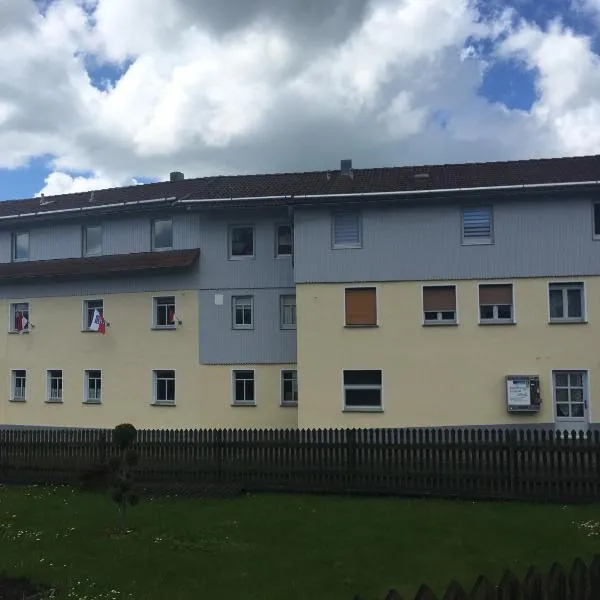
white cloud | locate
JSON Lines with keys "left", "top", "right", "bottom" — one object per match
{"left": 0, "top": 0, "right": 599, "bottom": 199}
{"left": 36, "top": 171, "right": 137, "bottom": 196}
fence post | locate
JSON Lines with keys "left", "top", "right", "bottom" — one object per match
{"left": 509, "top": 429, "right": 517, "bottom": 497}
{"left": 347, "top": 429, "right": 357, "bottom": 488}
{"left": 215, "top": 429, "right": 223, "bottom": 483}
{"left": 98, "top": 431, "right": 108, "bottom": 465}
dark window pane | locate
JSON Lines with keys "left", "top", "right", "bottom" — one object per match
{"left": 497, "top": 305, "right": 512, "bottom": 319}
{"left": 480, "top": 305, "right": 494, "bottom": 320}
{"left": 166, "top": 379, "right": 175, "bottom": 401}
{"left": 595, "top": 204, "right": 600, "bottom": 236}
{"left": 84, "top": 226, "right": 102, "bottom": 256}
{"left": 567, "top": 289, "right": 582, "bottom": 318}
{"left": 345, "top": 388, "right": 381, "bottom": 408}
{"left": 441, "top": 311, "right": 455, "bottom": 320}
{"left": 153, "top": 219, "right": 173, "bottom": 249}
{"left": 277, "top": 225, "right": 293, "bottom": 255}
{"left": 570, "top": 373, "right": 583, "bottom": 387}
{"left": 235, "top": 380, "right": 245, "bottom": 401}
{"left": 571, "top": 403, "right": 584, "bottom": 417}
{"left": 556, "top": 403, "right": 570, "bottom": 417}
{"left": 424, "top": 311, "right": 438, "bottom": 321}
{"left": 245, "top": 380, "right": 254, "bottom": 402}
{"left": 231, "top": 226, "right": 254, "bottom": 256}
{"left": 555, "top": 373, "right": 568, "bottom": 387}
{"left": 13, "top": 232, "right": 29, "bottom": 260}
{"left": 549, "top": 288, "right": 563, "bottom": 318}
{"left": 344, "top": 370, "right": 381, "bottom": 386}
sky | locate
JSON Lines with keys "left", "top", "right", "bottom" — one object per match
{"left": 1, "top": 0, "right": 600, "bottom": 201}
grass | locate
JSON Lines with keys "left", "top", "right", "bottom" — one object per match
{"left": 0, "top": 486, "right": 599, "bottom": 600}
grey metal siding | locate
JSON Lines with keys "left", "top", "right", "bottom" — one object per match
{"left": 102, "top": 217, "right": 151, "bottom": 255}
{"left": 29, "top": 222, "right": 82, "bottom": 261}
{"left": 294, "top": 197, "right": 600, "bottom": 283}
{"left": 199, "top": 288, "right": 297, "bottom": 364}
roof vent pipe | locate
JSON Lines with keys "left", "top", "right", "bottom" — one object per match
{"left": 170, "top": 171, "right": 184, "bottom": 182}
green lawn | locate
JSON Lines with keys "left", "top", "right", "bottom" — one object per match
{"left": 0, "top": 486, "right": 599, "bottom": 599}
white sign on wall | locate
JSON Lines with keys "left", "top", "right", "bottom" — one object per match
{"left": 214, "top": 293, "right": 224, "bottom": 306}
{"left": 506, "top": 378, "right": 531, "bottom": 406}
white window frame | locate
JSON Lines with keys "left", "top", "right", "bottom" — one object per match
{"left": 152, "top": 369, "right": 176, "bottom": 406}
{"left": 552, "top": 369, "right": 590, "bottom": 425}
{"left": 477, "top": 282, "right": 515, "bottom": 325}
{"left": 280, "top": 294, "right": 296, "bottom": 330}
{"left": 83, "top": 369, "right": 102, "bottom": 404}
{"left": 151, "top": 218, "right": 173, "bottom": 251}
{"left": 280, "top": 369, "right": 298, "bottom": 406}
{"left": 83, "top": 299, "right": 104, "bottom": 331}
{"left": 46, "top": 369, "right": 63, "bottom": 403}
{"left": 332, "top": 211, "right": 362, "bottom": 249}
{"left": 11, "top": 231, "right": 29, "bottom": 262}
{"left": 10, "top": 369, "right": 26, "bottom": 402}
{"left": 228, "top": 224, "right": 255, "bottom": 260}
{"left": 83, "top": 224, "right": 103, "bottom": 257}
{"left": 232, "top": 369, "right": 256, "bottom": 406}
{"left": 461, "top": 206, "right": 493, "bottom": 245}
{"left": 8, "top": 301, "right": 30, "bottom": 333}
{"left": 275, "top": 223, "right": 293, "bottom": 257}
{"left": 232, "top": 295, "right": 254, "bottom": 330}
{"left": 548, "top": 282, "right": 586, "bottom": 323}
{"left": 421, "top": 284, "right": 458, "bottom": 326}
{"left": 153, "top": 296, "right": 176, "bottom": 329}
{"left": 342, "top": 369, "right": 383, "bottom": 412}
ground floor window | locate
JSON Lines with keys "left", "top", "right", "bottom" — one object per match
{"left": 153, "top": 370, "right": 175, "bottom": 405}
{"left": 11, "top": 369, "right": 26, "bottom": 401}
{"left": 553, "top": 371, "right": 587, "bottom": 420}
{"left": 343, "top": 370, "right": 382, "bottom": 411}
{"left": 233, "top": 370, "right": 255, "bottom": 405}
{"left": 47, "top": 369, "right": 63, "bottom": 402}
{"left": 281, "top": 370, "right": 298, "bottom": 405}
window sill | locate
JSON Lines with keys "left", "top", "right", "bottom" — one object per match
{"left": 332, "top": 245, "right": 362, "bottom": 250}
{"left": 151, "top": 401, "right": 176, "bottom": 407}
{"left": 422, "top": 322, "right": 458, "bottom": 327}
{"left": 80, "top": 329, "right": 109, "bottom": 333}
{"left": 152, "top": 246, "right": 174, "bottom": 252}
{"left": 281, "top": 325, "right": 297, "bottom": 331}
{"left": 228, "top": 255, "right": 255, "bottom": 261}
{"left": 45, "top": 399, "right": 63, "bottom": 404}
{"left": 280, "top": 402, "right": 298, "bottom": 408}
{"left": 275, "top": 254, "right": 292, "bottom": 259}
{"left": 461, "top": 239, "right": 493, "bottom": 246}
{"left": 344, "top": 324, "right": 378, "bottom": 329}
{"left": 231, "top": 402, "right": 256, "bottom": 407}
{"left": 232, "top": 327, "right": 254, "bottom": 331}
{"left": 8, "top": 330, "right": 29, "bottom": 335}
{"left": 151, "top": 326, "right": 177, "bottom": 331}
{"left": 548, "top": 319, "right": 588, "bottom": 325}
{"left": 9, "top": 398, "right": 26, "bottom": 403}
{"left": 343, "top": 407, "right": 383, "bottom": 413}
{"left": 479, "top": 320, "right": 516, "bottom": 326}
{"left": 83, "top": 400, "right": 101, "bottom": 405}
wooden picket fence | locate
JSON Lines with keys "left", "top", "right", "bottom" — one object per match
{"left": 353, "top": 555, "right": 600, "bottom": 600}
{"left": 1, "top": 426, "right": 600, "bottom": 502}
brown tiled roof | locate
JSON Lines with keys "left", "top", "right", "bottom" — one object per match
{"left": 0, "top": 249, "right": 199, "bottom": 281}
{"left": 4, "top": 154, "right": 600, "bottom": 217}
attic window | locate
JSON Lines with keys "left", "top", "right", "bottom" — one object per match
{"left": 462, "top": 207, "right": 493, "bottom": 245}
{"left": 332, "top": 212, "right": 361, "bottom": 249}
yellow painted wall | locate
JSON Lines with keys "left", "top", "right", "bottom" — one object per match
{"left": 0, "top": 291, "right": 297, "bottom": 429}
{"left": 296, "top": 278, "right": 600, "bottom": 429}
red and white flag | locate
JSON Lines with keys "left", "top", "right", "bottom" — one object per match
{"left": 168, "top": 309, "right": 177, "bottom": 327}
{"left": 15, "top": 311, "right": 28, "bottom": 333}
{"left": 89, "top": 309, "right": 106, "bottom": 334}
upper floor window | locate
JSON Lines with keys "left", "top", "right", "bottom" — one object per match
{"left": 423, "top": 285, "right": 457, "bottom": 325}
{"left": 594, "top": 203, "right": 600, "bottom": 238}
{"left": 479, "top": 283, "right": 513, "bottom": 324}
{"left": 232, "top": 295, "right": 253, "bottom": 329}
{"left": 229, "top": 225, "right": 254, "bottom": 259}
{"left": 332, "top": 212, "right": 361, "bottom": 249}
{"left": 280, "top": 295, "right": 296, "bottom": 329}
{"left": 83, "top": 299, "right": 104, "bottom": 331}
{"left": 345, "top": 287, "right": 377, "bottom": 327}
{"left": 83, "top": 225, "right": 102, "bottom": 257}
{"left": 154, "top": 296, "right": 176, "bottom": 328}
{"left": 153, "top": 370, "right": 175, "bottom": 405}
{"left": 10, "top": 302, "right": 29, "bottom": 333}
{"left": 276, "top": 224, "right": 293, "bottom": 257}
{"left": 462, "top": 207, "right": 493, "bottom": 245}
{"left": 84, "top": 370, "right": 102, "bottom": 404}
{"left": 152, "top": 218, "right": 173, "bottom": 250}
{"left": 549, "top": 282, "right": 585, "bottom": 323}
{"left": 12, "top": 231, "right": 29, "bottom": 261}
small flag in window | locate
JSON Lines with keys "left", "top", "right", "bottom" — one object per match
{"left": 15, "top": 311, "right": 28, "bottom": 333}
{"left": 89, "top": 309, "right": 106, "bottom": 334}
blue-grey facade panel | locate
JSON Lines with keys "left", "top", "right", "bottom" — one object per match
{"left": 293, "top": 197, "right": 600, "bottom": 283}
{"left": 199, "top": 288, "right": 297, "bottom": 365}
{"left": 102, "top": 216, "right": 151, "bottom": 255}
{"left": 0, "top": 270, "right": 200, "bottom": 300}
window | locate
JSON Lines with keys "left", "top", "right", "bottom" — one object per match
{"left": 549, "top": 282, "right": 584, "bottom": 322}
{"left": 47, "top": 370, "right": 63, "bottom": 403}
{"left": 343, "top": 370, "right": 382, "bottom": 411}
{"left": 152, "top": 218, "right": 173, "bottom": 250}
{"left": 554, "top": 371, "right": 587, "bottom": 420}
{"left": 153, "top": 370, "right": 175, "bottom": 405}
{"left": 11, "top": 370, "right": 26, "bottom": 402}
{"left": 11, "top": 232, "right": 29, "bottom": 261}
{"left": 83, "top": 299, "right": 104, "bottom": 330}
{"left": 332, "top": 212, "right": 361, "bottom": 248}
{"left": 154, "top": 296, "right": 176, "bottom": 328}
{"left": 423, "top": 286, "right": 457, "bottom": 324}
{"left": 281, "top": 370, "right": 298, "bottom": 405}
{"left": 479, "top": 284, "right": 513, "bottom": 324}
{"left": 276, "top": 224, "right": 293, "bottom": 257}
{"left": 233, "top": 370, "right": 255, "bottom": 405}
{"left": 229, "top": 225, "right": 254, "bottom": 258}
{"left": 345, "top": 288, "right": 377, "bottom": 326}
{"left": 280, "top": 295, "right": 296, "bottom": 329}
{"left": 232, "top": 296, "right": 253, "bottom": 329}
{"left": 462, "top": 207, "right": 492, "bottom": 244}
{"left": 83, "top": 225, "right": 102, "bottom": 256}
{"left": 9, "top": 302, "right": 29, "bottom": 333}
{"left": 594, "top": 203, "right": 600, "bottom": 238}
{"left": 84, "top": 370, "right": 102, "bottom": 404}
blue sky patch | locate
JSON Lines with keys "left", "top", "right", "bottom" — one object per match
{"left": 478, "top": 58, "right": 537, "bottom": 110}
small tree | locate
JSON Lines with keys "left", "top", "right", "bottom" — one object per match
{"left": 109, "top": 423, "right": 139, "bottom": 532}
